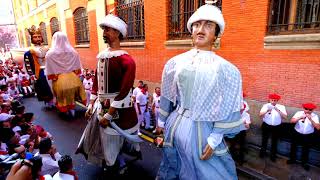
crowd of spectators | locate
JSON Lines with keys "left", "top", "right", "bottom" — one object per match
{"left": 0, "top": 57, "right": 78, "bottom": 179}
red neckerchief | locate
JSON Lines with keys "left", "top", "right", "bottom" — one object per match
{"left": 65, "top": 171, "right": 78, "bottom": 180}
{"left": 38, "top": 175, "right": 45, "bottom": 180}
{"left": 141, "top": 89, "right": 147, "bottom": 95}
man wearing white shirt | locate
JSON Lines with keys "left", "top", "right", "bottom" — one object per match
{"left": 82, "top": 73, "right": 93, "bottom": 106}
{"left": 52, "top": 155, "right": 78, "bottom": 180}
{"left": 132, "top": 80, "right": 143, "bottom": 116}
{"left": 136, "top": 84, "right": 150, "bottom": 129}
{"left": 259, "top": 94, "right": 287, "bottom": 161}
{"left": 36, "top": 137, "right": 62, "bottom": 176}
{"left": 132, "top": 80, "right": 143, "bottom": 102}
{"left": 287, "top": 103, "right": 320, "bottom": 170}
{"left": 152, "top": 87, "right": 161, "bottom": 133}
{"left": 229, "top": 102, "right": 251, "bottom": 165}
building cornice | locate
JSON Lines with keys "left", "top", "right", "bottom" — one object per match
{"left": 264, "top": 34, "right": 320, "bottom": 50}
{"left": 16, "top": 0, "right": 57, "bottom": 24}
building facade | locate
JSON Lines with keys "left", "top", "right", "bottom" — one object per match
{"left": 12, "top": 0, "right": 320, "bottom": 108}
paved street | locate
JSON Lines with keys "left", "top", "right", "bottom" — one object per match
{"left": 23, "top": 97, "right": 162, "bottom": 180}
{"left": 24, "top": 97, "right": 258, "bottom": 180}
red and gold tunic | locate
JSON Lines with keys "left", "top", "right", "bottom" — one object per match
{"left": 91, "top": 49, "right": 138, "bottom": 130}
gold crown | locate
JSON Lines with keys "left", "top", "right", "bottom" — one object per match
{"left": 27, "top": 25, "right": 41, "bottom": 36}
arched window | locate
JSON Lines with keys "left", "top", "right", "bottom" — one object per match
{"left": 24, "top": 28, "right": 31, "bottom": 47}
{"left": 19, "top": 30, "right": 24, "bottom": 47}
{"left": 74, "top": 7, "right": 90, "bottom": 44}
{"left": 50, "top": 17, "right": 60, "bottom": 36}
{"left": 39, "top": 22, "right": 48, "bottom": 45}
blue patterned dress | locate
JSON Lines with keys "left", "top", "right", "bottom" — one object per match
{"left": 157, "top": 49, "right": 244, "bottom": 180}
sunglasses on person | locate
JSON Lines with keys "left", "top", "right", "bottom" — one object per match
{"left": 304, "top": 108, "right": 313, "bottom": 111}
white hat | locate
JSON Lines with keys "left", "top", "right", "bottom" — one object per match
{"left": 99, "top": 14, "right": 127, "bottom": 37}
{"left": 0, "top": 113, "right": 14, "bottom": 122}
{"left": 12, "top": 126, "right": 21, "bottom": 132}
{"left": 187, "top": 1, "right": 225, "bottom": 36}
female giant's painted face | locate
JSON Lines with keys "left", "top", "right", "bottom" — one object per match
{"left": 191, "top": 20, "right": 217, "bottom": 50}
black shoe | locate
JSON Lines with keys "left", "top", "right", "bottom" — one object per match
{"left": 134, "top": 151, "right": 142, "bottom": 160}
{"left": 286, "top": 159, "right": 296, "bottom": 164}
{"left": 270, "top": 157, "right": 276, "bottom": 162}
{"left": 302, "top": 164, "right": 310, "bottom": 171}
{"left": 259, "top": 151, "right": 265, "bottom": 158}
{"left": 118, "top": 166, "right": 128, "bottom": 175}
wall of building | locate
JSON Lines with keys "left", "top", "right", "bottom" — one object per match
{"left": 219, "top": 0, "right": 320, "bottom": 107}
{"left": 106, "top": 0, "right": 320, "bottom": 108}
{"left": 12, "top": 0, "right": 320, "bottom": 108}
{"left": 65, "top": 0, "right": 101, "bottom": 70}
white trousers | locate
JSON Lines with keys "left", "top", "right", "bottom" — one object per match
{"left": 138, "top": 106, "right": 151, "bottom": 129}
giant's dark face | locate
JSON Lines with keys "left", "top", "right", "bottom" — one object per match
{"left": 102, "top": 26, "right": 120, "bottom": 44}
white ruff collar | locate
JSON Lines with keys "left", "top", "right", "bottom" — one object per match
{"left": 96, "top": 48, "right": 128, "bottom": 59}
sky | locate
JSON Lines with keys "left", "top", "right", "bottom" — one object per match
{"left": 0, "top": 0, "right": 15, "bottom": 25}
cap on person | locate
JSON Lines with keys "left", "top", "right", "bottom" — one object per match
{"left": 0, "top": 113, "right": 14, "bottom": 122}
{"left": 187, "top": 1, "right": 225, "bottom": 36}
{"left": 302, "top": 103, "right": 317, "bottom": 110}
{"left": 99, "top": 14, "right": 127, "bottom": 37}
{"left": 268, "top": 93, "right": 281, "bottom": 100}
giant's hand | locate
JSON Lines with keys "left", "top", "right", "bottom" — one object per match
{"left": 155, "top": 127, "right": 164, "bottom": 135}
{"left": 99, "top": 117, "right": 109, "bottom": 128}
{"left": 85, "top": 104, "right": 93, "bottom": 119}
{"left": 200, "top": 144, "right": 214, "bottom": 160}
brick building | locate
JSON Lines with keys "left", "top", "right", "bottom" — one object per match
{"left": 12, "top": 0, "right": 320, "bottom": 108}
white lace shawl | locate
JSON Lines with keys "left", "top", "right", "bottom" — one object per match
{"left": 161, "top": 49, "right": 242, "bottom": 122}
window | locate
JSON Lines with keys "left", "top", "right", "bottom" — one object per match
{"left": 39, "top": 22, "right": 48, "bottom": 45}
{"left": 168, "top": 0, "right": 222, "bottom": 40}
{"left": 37, "top": 0, "right": 48, "bottom": 6}
{"left": 50, "top": 17, "right": 60, "bottom": 36}
{"left": 74, "top": 7, "right": 90, "bottom": 45}
{"left": 267, "top": 0, "right": 320, "bottom": 35}
{"left": 28, "top": 0, "right": 37, "bottom": 10}
{"left": 24, "top": 28, "right": 31, "bottom": 47}
{"left": 19, "top": 30, "right": 24, "bottom": 47}
{"left": 116, "top": 0, "right": 145, "bottom": 41}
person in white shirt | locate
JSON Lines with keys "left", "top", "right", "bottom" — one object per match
{"left": 243, "top": 92, "right": 250, "bottom": 112}
{"left": 51, "top": 155, "right": 78, "bottom": 180}
{"left": 82, "top": 73, "right": 93, "bottom": 106}
{"left": 6, "top": 72, "right": 17, "bottom": 86}
{"left": 36, "top": 137, "right": 62, "bottom": 176}
{"left": 0, "top": 75, "right": 6, "bottom": 86}
{"left": 132, "top": 80, "right": 143, "bottom": 116}
{"left": 18, "top": 70, "right": 29, "bottom": 83}
{"left": 259, "top": 93, "right": 287, "bottom": 161}
{"left": 228, "top": 102, "right": 251, "bottom": 165}
{"left": 132, "top": 81, "right": 143, "bottom": 100}
{"left": 8, "top": 83, "right": 22, "bottom": 101}
{"left": 287, "top": 103, "right": 320, "bottom": 170}
{"left": 152, "top": 87, "right": 161, "bottom": 133}
{"left": 136, "top": 84, "right": 151, "bottom": 130}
